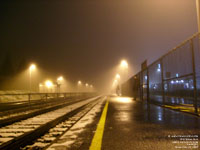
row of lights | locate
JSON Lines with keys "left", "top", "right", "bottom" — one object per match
{"left": 39, "top": 76, "right": 63, "bottom": 88}
{"left": 113, "top": 73, "right": 121, "bottom": 87}
{"left": 29, "top": 63, "right": 94, "bottom": 92}
{"left": 151, "top": 79, "right": 194, "bottom": 90}
{"left": 113, "top": 59, "right": 128, "bottom": 84}
{"left": 77, "top": 80, "right": 93, "bottom": 88}
{"left": 112, "top": 60, "right": 129, "bottom": 95}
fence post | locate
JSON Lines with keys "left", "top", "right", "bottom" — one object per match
{"left": 190, "top": 39, "right": 198, "bottom": 114}
{"left": 28, "top": 94, "right": 31, "bottom": 107}
{"left": 64, "top": 93, "right": 66, "bottom": 99}
{"left": 45, "top": 93, "right": 48, "bottom": 101}
{"left": 57, "top": 93, "right": 59, "bottom": 99}
{"left": 147, "top": 68, "right": 150, "bottom": 101}
{"left": 141, "top": 71, "right": 144, "bottom": 101}
{"left": 161, "top": 59, "right": 165, "bottom": 105}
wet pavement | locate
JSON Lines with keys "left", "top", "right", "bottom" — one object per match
{"left": 101, "top": 96, "right": 200, "bottom": 150}
{"left": 46, "top": 96, "right": 200, "bottom": 150}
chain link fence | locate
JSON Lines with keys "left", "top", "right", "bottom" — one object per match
{"left": 122, "top": 33, "right": 200, "bottom": 115}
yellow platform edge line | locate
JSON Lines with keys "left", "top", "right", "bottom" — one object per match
{"left": 89, "top": 100, "right": 109, "bottom": 150}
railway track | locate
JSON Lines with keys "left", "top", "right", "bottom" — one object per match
{"left": 0, "top": 96, "right": 104, "bottom": 150}
{"left": 24, "top": 97, "right": 105, "bottom": 150}
{"left": 0, "top": 96, "right": 94, "bottom": 128}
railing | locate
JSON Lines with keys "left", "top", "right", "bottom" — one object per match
{"left": 0, "top": 92, "right": 97, "bottom": 104}
{"left": 122, "top": 33, "right": 200, "bottom": 114}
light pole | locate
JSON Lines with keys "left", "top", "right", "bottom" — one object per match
{"left": 39, "top": 83, "right": 43, "bottom": 93}
{"left": 196, "top": 0, "right": 200, "bottom": 32}
{"left": 90, "top": 85, "right": 93, "bottom": 92}
{"left": 113, "top": 79, "right": 120, "bottom": 95}
{"left": 120, "top": 59, "right": 129, "bottom": 81}
{"left": 78, "top": 80, "right": 82, "bottom": 92}
{"left": 115, "top": 73, "right": 121, "bottom": 96}
{"left": 45, "top": 80, "right": 53, "bottom": 93}
{"left": 57, "top": 76, "right": 63, "bottom": 93}
{"left": 29, "top": 64, "right": 36, "bottom": 92}
{"left": 116, "top": 73, "right": 121, "bottom": 80}
{"left": 85, "top": 83, "right": 89, "bottom": 92}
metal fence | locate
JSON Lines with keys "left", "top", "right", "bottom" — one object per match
{"left": 0, "top": 92, "right": 96, "bottom": 104}
{"left": 122, "top": 33, "right": 200, "bottom": 114}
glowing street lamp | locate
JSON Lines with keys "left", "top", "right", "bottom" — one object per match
{"left": 120, "top": 60, "right": 128, "bottom": 69}
{"left": 57, "top": 76, "right": 63, "bottom": 82}
{"left": 78, "top": 80, "right": 82, "bottom": 85}
{"left": 119, "top": 59, "right": 129, "bottom": 83}
{"left": 85, "top": 83, "right": 89, "bottom": 92}
{"left": 116, "top": 74, "right": 121, "bottom": 80}
{"left": 29, "top": 64, "right": 36, "bottom": 92}
{"left": 77, "top": 80, "right": 82, "bottom": 92}
{"left": 45, "top": 80, "right": 53, "bottom": 88}
{"left": 39, "top": 83, "right": 43, "bottom": 93}
{"left": 45, "top": 80, "right": 53, "bottom": 93}
{"left": 30, "top": 64, "right": 36, "bottom": 71}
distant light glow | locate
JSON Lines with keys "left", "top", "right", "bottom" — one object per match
{"left": 78, "top": 80, "right": 82, "bottom": 85}
{"left": 86, "top": 83, "right": 89, "bottom": 87}
{"left": 181, "top": 98, "right": 184, "bottom": 104}
{"left": 57, "top": 76, "right": 63, "bottom": 82}
{"left": 176, "top": 73, "right": 179, "bottom": 77}
{"left": 153, "top": 84, "right": 157, "bottom": 89}
{"left": 29, "top": 64, "right": 36, "bottom": 71}
{"left": 185, "top": 83, "right": 189, "bottom": 89}
{"left": 115, "top": 97, "right": 132, "bottom": 103}
{"left": 145, "top": 75, "right": 148, "bottom": 80}
{"left": 172, "top": 97, "right": 175, "bottom": 104}
{"left": 45, "top": 80, "right": 53, "bottom": 88}
{"left": 178, "top": 80, "right": 184, "bottom": 84}
{"left": 120, "top": 60, "right": 128, "bottom": 69}
{"left": 171, "top": 80, "right": 174, "bottom": 84}
{"left": 116, "top": 74, "right": 121, "bottom": 80}
{"left": 164, "top": 84, "right": 168, "bottom": 90}
{"left": 158, "top": 113, "right": 162, "bottom": 121}
{"left": 157, "top": 64, "right": 161, "bottom": 72}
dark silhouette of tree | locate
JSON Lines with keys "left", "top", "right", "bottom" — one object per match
{"left": 17, "top": 57, "right": 28, "bottom": 74}
{"left": 0, "top": 51, "right": 14, "bottom": 77}
{"left": 0, "top": 51, "right": 29, "bottom": 90}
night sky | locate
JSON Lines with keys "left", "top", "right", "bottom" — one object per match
{"left": 0, "top": 0, "right": 198, "bottom": 91}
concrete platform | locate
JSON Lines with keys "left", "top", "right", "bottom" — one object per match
{"left": 48, "top": 96, "right": 200, "bottom": 150}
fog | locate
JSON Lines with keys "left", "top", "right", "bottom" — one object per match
{"left": 0, "top": 0, "right": 198, "bottom": 93}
